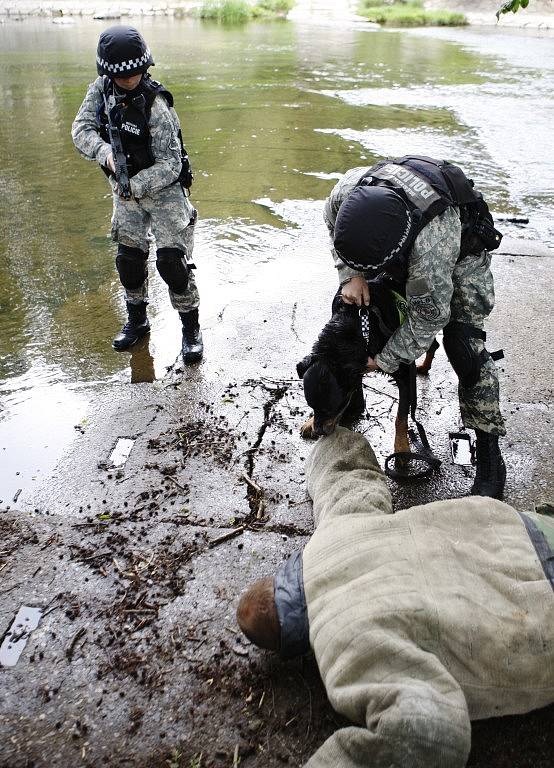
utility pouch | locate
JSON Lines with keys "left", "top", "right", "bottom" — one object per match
{"left": 474, "top": 214, "right": 503, "bottom": 251}
{"left": 178, "top": 129, "right": 194, "bottom": 189}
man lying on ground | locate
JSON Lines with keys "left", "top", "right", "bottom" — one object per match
{"left": 237, "top": 428, "right": 554, "bottom": 768}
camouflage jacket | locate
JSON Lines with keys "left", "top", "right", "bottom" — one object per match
{"left": 323, "top": 167, "right": 462, "bottom": 374}
{"left": 71, "top": 76, "right": 184, "bottom": 200}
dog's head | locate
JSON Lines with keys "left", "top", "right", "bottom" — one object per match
{"left": 297, "top": 286, "right": 402, "bottom": 436}
{"left": 297, "top": 303, "right": 367, "bottom": 436}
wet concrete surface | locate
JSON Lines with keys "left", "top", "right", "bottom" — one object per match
{"left": 1, "top": 208, "right": 553, "bottom": 767}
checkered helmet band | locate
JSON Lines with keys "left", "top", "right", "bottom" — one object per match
{"left": 96, "top": 47, "right": 152, "bottom": 75}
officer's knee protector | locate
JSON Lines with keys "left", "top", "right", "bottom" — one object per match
{"left": 443, "top": 322, "right": 484, "bottom": 389}
{"left": 116, "top": 244, "right": 148, "bottom": 290}
{"left": 156, "top": 247, "right": 189, "bottom": 294}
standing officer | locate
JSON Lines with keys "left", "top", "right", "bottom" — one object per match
{"left": 71, "top": 25, "right": 203, "bottom": 363}
{"left": 323, "top": 156, "right": 506, "bottom": 498}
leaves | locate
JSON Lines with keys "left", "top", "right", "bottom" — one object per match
{"left": 496, "top": 0, "right": 531, "bottom": 19}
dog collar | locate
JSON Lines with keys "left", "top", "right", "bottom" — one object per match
{"left": 359, "top": 306, "right": 371, "bottom": 346}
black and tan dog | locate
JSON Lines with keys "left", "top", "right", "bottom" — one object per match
{"left": 297, "top": 283, "right": 438, "bottom": 463}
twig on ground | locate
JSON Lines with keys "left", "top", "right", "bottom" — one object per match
{"left": 208, "top": 527, "right": 245, "bottom": 549}
{"left": 240, "top": 473, "right": 262, "bottom": 494}
{"left": 165, "top": 475, "right": 187, "bottom": 492}
{"left": 66, "top": 627, "right": 86, "bottom": 661}
{"left": 288, "top": 497, "right": 310, "bottom": 507}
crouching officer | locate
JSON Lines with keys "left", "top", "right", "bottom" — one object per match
{"left": 71, "top": 25, "right": 203, "bottom": 363}
{"left": 324, "top": 156, "right": 506, "bottom": 499}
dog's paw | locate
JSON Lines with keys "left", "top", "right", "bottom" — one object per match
{"left": 394, "top": 453, "right": 411, "bottom": 472}
{"left": 300, "top": 415, "right": 318, "bottom": 440}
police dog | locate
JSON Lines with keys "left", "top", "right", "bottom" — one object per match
{"left": 297, "top": 285, "right": 438, "bottom": 459}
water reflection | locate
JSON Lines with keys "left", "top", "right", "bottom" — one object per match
{"left": 129, "top": 339, "right": 156, "bottom": 384}
{"left": 0, "top": 367, "right": 87, "bottom": 503}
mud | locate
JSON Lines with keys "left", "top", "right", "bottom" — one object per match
{"left": 2, "top": 261, "right": 553, "bottom": 766}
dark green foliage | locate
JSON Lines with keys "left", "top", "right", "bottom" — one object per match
{"left": 497, "top": 0, "right": 530, "bottom": 19}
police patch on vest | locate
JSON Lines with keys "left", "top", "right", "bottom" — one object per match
{"left": 121, "top": 121, "right": 141, "bottom": 136}
{"left": 409, "top": 293, "right": 440, "bottom": 321}
{"left": 370, "top": 164, "right": 442, "bottom": 214}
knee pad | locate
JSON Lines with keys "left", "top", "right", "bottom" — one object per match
{"left": 116, "top": 244, "right": 148, "bottom": 290}
{"left": 443, "top": 322, "right": 485, "bottom": 389}
{"left": 156, "top": 247, "right": 189, "bottom": 294}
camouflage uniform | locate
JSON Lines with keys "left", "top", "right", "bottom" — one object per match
{"left": 71, "top": 76, "right": 199, "bottom": 312}
{"left": 324, "top": 167, "right": 505, "bottom": 436}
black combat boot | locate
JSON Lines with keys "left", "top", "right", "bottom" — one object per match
{"left": 179, "top": 308, "right": 203, "bottom": 363}
{"left": 112, "top": 301, "right": 150, "bottom": 351}
{"left": 471, "top": 429, "right": 506, "bottom": 500}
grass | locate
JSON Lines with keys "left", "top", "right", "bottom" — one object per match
{"left": 358, "top": 0, "right": 467, "bottom": 27}
{"left": 197, "top": 0, "right": 252, "bottom": 22}
{"left": 197, "top": 0, "right": 294, "bottom": 22}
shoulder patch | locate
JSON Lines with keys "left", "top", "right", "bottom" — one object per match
{"left": 409, "top": 293, "right": 441, "bottom": 322}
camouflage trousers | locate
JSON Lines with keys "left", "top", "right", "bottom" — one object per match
{"left": 450, "top": 250, "right": 505, "bottom": 436}
{"left": 111, "top": 182, "right": 200, "bottom": 313}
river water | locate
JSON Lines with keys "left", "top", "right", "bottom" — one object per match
{"left": 0, "top": 16, "right": 553, "bottom": 499}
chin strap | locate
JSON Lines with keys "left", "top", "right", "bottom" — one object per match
{"left": 384, "top": 362, "right": 442, "bottom": 481}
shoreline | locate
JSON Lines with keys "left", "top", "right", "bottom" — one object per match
{"left": 0, "top": 1, "right": 553, "bottom": 29}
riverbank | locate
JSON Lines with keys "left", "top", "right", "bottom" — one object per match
{"left": 1, "top": 0, "right": 553, "bottom": 27}
{"left": 426, "top": 0, "right": 554, "bottom": 27}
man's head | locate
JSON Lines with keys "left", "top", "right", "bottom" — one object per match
{"left": 96, "top": 25, "right": 154, "bottom": 80}
{"left": 334, "top": 185, "right": 414, "bottom": 275}
{"left": 236, "top": 577, "right": 280, "bottom": 653}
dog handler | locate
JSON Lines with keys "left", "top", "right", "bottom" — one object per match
{"left": 323, "top": 156, "right": 506, "bottom": 498}
{"left": 71, "top": 26, "right": 203, "bottom": 362}
{"left": 237, "top": 427, "right": 554, "bottom": 768}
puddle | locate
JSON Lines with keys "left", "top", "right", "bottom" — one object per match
{"left": 0, "top": 371, "right": 88, "bottom": 503}
{"left": 0, "top": 606, "right": 42, "bottom": 667}
{"left": 109, "top": 438, "right": 136, "bottom": 468}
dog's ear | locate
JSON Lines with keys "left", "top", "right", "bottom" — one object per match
{"left": 296, "top": 354, "right": 315, "bottom": 379}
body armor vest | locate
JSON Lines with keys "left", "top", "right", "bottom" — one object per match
{"left": 359, "top": 155, "right": 501, "bottom": 266}
{"left": 97, "top": 75, "right": 193, "bottom": 186}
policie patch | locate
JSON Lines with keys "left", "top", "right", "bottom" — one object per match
{"left": 409, "top": 293, "right": 441, "bottom": 322}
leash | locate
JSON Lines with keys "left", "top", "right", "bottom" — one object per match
{"left": 384, "top": 362, "right": 442, "bottom": 481}
{"left": 359, "top": 302, "right": 441, "bottom": 481}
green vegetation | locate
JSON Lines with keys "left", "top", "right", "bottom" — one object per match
{"left": 197, "top": 0, "right": 251, "bottom": 22}
{"left": 358, "top": 0, "right": 467, "bottom": 27}
{"left": 255, "top": 0, "right": 295, "bottom": 13}
{"left": 197, "top": 0, "right": 294, "bottom": 22}
{"left": 497, "top": 0, "right": 529, "bottom": 17}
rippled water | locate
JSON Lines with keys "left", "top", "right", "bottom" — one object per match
{"left": 0, "top": 16, "right": 552, "bottom": 497}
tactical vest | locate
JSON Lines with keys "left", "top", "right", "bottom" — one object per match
{"left": 359, "top": 155, "right": 502, "bottom": 263}
{"left": 97, "top": 74, "right": 193, "bottom": 186}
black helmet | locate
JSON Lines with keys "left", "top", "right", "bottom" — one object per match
{"left": 333, "top": 185, "right": 415, "bottom": 275}
{"left": 96, "top": 25, "right": 154, "bottom": 78}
